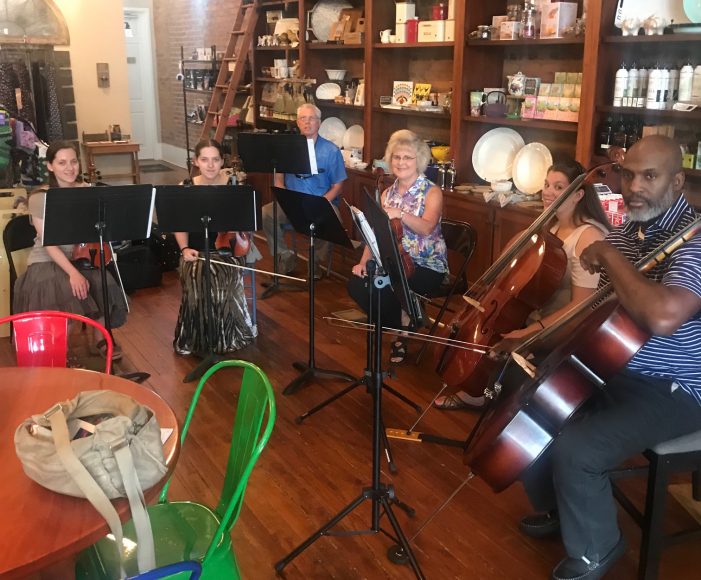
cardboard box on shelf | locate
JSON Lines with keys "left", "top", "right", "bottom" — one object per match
{"left": 396, "top": 21, "right": 407, "bottom": 43}
{"left": 419, "top": 20, "right": 446, "bottom": 42}
{"left": 522, "top": 95, "right": 537, "bottom": 118}
{"left": 540, "top": 2, "right": 578, "bottom": 39}
{"left": 543, "top": 97, "right": 560, "bottom": 120}
{"left": 395, "top": 2, "right": 415, "bottom": 23}
{"left": 492, "top": 15, "right": 508, "bottom": 29}
{"left": 535, "top": 96, "right": 548, "bottom": 119}
{"left": 445, "top": 20, "right": 455, "bottom": 41}
{"left": 500, "top": 21, "right": 521, "bottom": 39}
{"left": 538, "top": 83, "right": 552, "bottom": 96}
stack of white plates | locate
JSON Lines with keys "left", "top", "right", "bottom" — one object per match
{"left": 472, "top": 128, "right": 525, "bottom": 182}
{"left": 512, "top": 143, "right": 553, "bottom": 195}
{"left": 318, "top": 117, "right": 346, "bottom": 148}
{"left": 342, "top": 125, "right": 364, "bottom": 149}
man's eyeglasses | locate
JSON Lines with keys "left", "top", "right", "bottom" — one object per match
{"left": 391, "top": 155, "right": 416, "bottom": 162}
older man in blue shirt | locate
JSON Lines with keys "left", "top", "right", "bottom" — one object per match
{"left": 262, "top": 103, "right": 347, "bottom": 275}
{"left": 518, "top": 135, "right": 701, "bottom": 580}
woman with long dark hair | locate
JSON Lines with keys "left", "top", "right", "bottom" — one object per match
{"left": 13, "top": 140, "right": 128, "bottom": 359}
{"left": 173, "top": 139, "right": 255, "bottom": 356}
{"left": 435, "top": 158, "right": 612, "bottom": 410}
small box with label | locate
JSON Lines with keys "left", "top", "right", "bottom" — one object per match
{"left": 521, "top": 95, "right": 537, "bottom": 119}
{"left": 540, "top": 2, "right": 578, "bottom": 39}
{"left": 418, "top": 20, "right": 446, "bottom": 42}
{"left": 535, "top": 96, "right": 548, "bottom": 119}
{"left": 395, "top": 1, "right": 415, "bottom": 23}
{"left": 500, "top": 21, "right": 521, "bottom": 40}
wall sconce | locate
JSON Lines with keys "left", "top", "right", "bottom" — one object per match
{"left": 96, "top": 63, "right": 110, "bottom": 88}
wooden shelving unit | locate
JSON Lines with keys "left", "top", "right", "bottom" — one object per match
{"left": 463, "top": 115, "right": 579, "bottom": 133}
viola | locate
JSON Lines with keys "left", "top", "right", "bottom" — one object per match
{"left": 215, "top": 231, "right": 251, "bottom": 257}
{"left": 433, "top": 163, "right": 617, "bottom": 397}
{"left": 463, "top": 217, "right": 701, "bottom": 492}
{"left": 390, "top": 217, "right": 415, "bottom": 279}
{"left": 72, "top": 242, "right": 112, "bottom": 269}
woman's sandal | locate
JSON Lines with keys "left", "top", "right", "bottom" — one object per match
{"left": 433, "top": 393, "right": 484, "bottom": 411}
{"left": 93, "top": 339, "right": 123, "bottom": 361}
{"left": 390, "top": 338, "right": 408, "bottom": 364}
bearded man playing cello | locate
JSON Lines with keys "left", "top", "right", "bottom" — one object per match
{"left": 513, "top": 135, "right": 701, "bottom": 580}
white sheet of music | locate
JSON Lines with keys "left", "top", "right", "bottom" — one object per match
{"left": 307, "top": 138, "right": 318, "bottom": 174}
{"left": 348, "top": 204, "right": 382, "bottom": 269}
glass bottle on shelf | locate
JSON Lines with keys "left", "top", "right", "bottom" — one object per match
{"left": 520, "top": 8, "right": 536, "bottom": 39}
{"left": 612, "top": 116, "right": 627, "bottom": 149}
{"left": 597, "top": 116, "right": 613, "bottom": 155}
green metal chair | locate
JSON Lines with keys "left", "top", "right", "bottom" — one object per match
{"left": 75, "top": 360, "right": 276, "bottom": 580}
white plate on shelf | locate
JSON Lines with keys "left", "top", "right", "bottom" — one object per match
{"left": 342, "top": 124, "right": 364, "bottom": 149}
{"left": 318, "top": 116, "right": 346, "bottom": 148}
{"left": 512, "top": 142, "right": 553, "bottom": 195}
{"left": 684, "top": 0, "right": 701, "bottom": 23}
{"left": 472, "top": 128, "right": 525, "bottom": 182}
{"left": 315, "top": 82, "right": 342, "bottom": 101}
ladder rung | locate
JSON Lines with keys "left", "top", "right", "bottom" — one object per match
{"left": 232, "top": 30, "right": 245, "bottom": 35}
{"left": 222, "top": 57, "right": 237, "bottom": 61}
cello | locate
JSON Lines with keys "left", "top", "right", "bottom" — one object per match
{"left": 463, "top": 216, "right": 701, "bottom": 492}
{"left": 433, "top": 164, "right": 618, "bottom": 397}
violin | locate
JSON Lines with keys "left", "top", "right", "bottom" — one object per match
{"left": 433, "top": 163, "right": 618, "bottom": 397}
{"left": 390, "top": 217, "right": 414, "bottom": 279}
{"left": 215, "top": 231, "right": 251, "bottom": 257}
{"left": 72, "top": 242, "right": 112, "bottom": 269}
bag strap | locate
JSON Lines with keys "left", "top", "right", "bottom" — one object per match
{"left": 46, "top": 404, "right": 127, "bottom": 578}
{"left": 46, "top": 405, "right": 157, "bottom": 576}
{"left": 113, "top": 439, "right": 156, "bottom": 571}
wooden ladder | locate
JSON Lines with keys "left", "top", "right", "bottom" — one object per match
{"left": 197, "top": 1, "right": 258, "bottom": 145}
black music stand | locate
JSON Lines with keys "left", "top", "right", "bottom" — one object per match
{"left": 155, "top": 184, "right": 260, "bottom": 383}
{"left": 275, "top": 194, "right": 425, "bottom": 579}
{"left": 43, "top": 185, "right": 154, "bottom": 379}
{"left": 271, "top": 186, "right": 356, "bottom": 395}
{"left": 238, "top": 132, "right": 311, "bottom": 299}
{"left": 295, "top": 196, "right": 422, "bottom": 474}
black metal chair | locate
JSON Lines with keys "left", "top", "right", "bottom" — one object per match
{"left": 3, "top": 214, "right": 36, "bottom": 315}
{"left": 611, "top": 430, "right": 701, "bottom": 579}
{"left": 415, "top": 219, "right": 477, "bottom": 364}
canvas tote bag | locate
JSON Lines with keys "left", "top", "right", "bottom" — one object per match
{"left": 14, "top": 390, "right": 168, "bottom": 576}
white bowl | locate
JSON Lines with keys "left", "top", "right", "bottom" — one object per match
{"left": 491, "top": 180, "right": 513, "bottom": 193}
{"left": 326, "top": 69, "right": 347, "bottom": 81}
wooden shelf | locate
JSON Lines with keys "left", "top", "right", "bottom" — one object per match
{"left": 254, "top": 46, "right": 299, "bottom": 51}
{"left": 316, "top": 101, "right": 364, "bottom": 111}
{"left": 258, "top": 115, "right": 295, "bottom": 125}
{"left": 598, "top": 105, "right": 701, "bottom": 121}
{"left": 372, "top": 42, "right": 454, "bottom": 49}
{"left": 255, "top": 77, "right": 316, "bottom": 83}
{"left": 468, "top": 37, "right": 585, "bottom": 46}
{"left": 373, "top": 106, "right": 451, "bottom": 119}
{"left": 604, "top": 33, "right": 701, "bottom": 44}
{"left": 184, "top": 88, "right": 213, "bottom": 95}
{"left": 307, "top": 43, "right": 363, "bottom": 50}
{"left": 462, "top": 115, "right": 579, "bottom": 133}
{"left": 258, "top": 0, "right": 298, "bottom": 6}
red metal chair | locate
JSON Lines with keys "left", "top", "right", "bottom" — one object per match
{"left": 0, "top": 310, "right": 113, "bottom": 374}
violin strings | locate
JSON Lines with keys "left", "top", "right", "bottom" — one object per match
{"left": 323, "top": 317, "right": 488, "bottom": 353}
{"left": 196, "top": 257, "right": 307, "bottom": 283}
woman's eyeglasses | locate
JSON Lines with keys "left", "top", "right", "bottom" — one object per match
{"left": 391, "top": 155, "right": 416, "bottom": 162}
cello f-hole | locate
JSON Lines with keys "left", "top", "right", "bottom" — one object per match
{"left": 480, "top": 299, "right": 500, "bottom": 336}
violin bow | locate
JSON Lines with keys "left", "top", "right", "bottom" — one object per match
{"left": 196, "top": 256, "right": 307, "bottom": 283}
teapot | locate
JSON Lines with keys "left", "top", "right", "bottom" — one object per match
{"left": 643, "top": 15, "right": 667, "bottom": 36}
{"left": 507, "top": 71, "right": 526, "bottom": 96}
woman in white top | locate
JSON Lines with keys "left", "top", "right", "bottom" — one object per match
{"left": 435, "top": 158, "right": 612, "bottom": 410}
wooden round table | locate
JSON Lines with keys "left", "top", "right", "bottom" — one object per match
{"left": 0, "top": 367, "right": 179, "bottom": 579}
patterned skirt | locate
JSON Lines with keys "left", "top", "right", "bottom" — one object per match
{"left": 173, "top": 255, "right": 254, "bottom": 355}
{"left": 13, "top": 262, "right": 128, "bottom": 328}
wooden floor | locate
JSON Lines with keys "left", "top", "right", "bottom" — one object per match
{"left": 6, "top": 163, "right": 701, "bottom": 579}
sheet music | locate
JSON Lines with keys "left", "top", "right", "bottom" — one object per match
{"left": 346, "top": 202, "right": 382, "bottom": 269}
{"left": 307, "top": 138, "right": 318, "bottom": 175}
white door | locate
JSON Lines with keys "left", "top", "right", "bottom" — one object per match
{"left": 124, "top": 9, "right": 157, "bottom": 161}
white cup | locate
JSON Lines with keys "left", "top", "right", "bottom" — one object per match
{"left": 380, "top": 29, "right": 391, "bottom": 43}
{"left": 389, "top": 34, "right": 397, "bottom": 43}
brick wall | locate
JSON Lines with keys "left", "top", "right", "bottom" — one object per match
{"left": 153, "top": 0, "right": 242, "bottom": 151}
